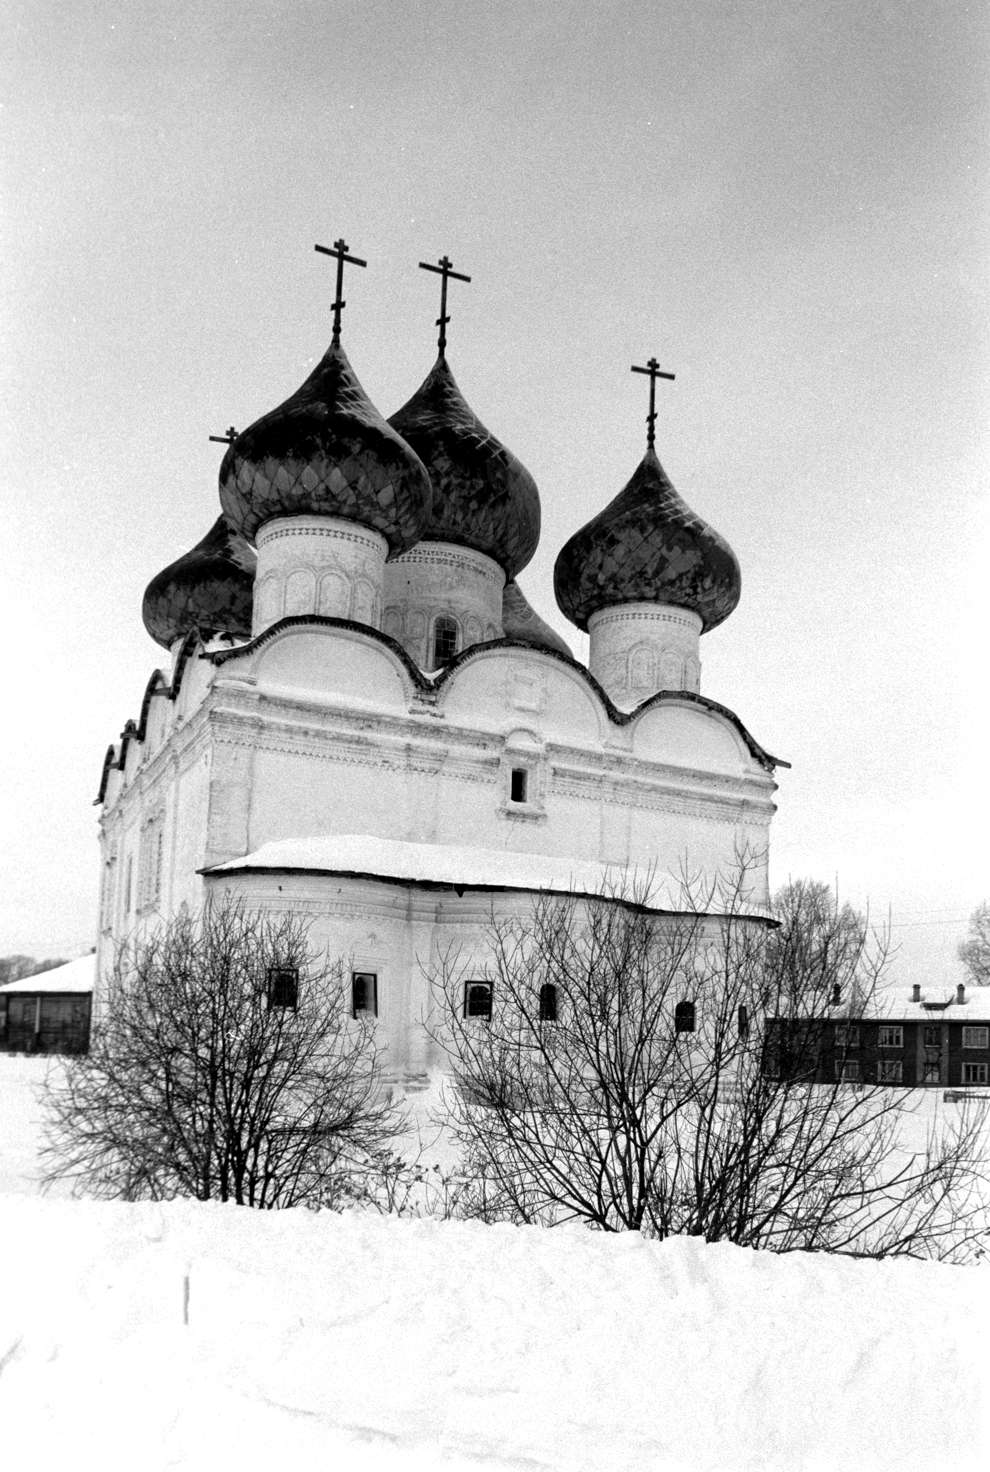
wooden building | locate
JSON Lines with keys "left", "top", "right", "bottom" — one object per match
{"left": 0, "top": 955, "right": 94, "bottom": 1055}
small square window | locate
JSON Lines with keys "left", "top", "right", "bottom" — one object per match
{"left": 962, "top": 1026, "right": 988, "bottom": 1050}
{"left": 509, "top": 768, "right": 528, "bottom": 804}
{"left": 834, "top": 1023, "right": 860, "bottom": 1049}
{"left": 267, "top": 966, "right": 298, "bottom": 1009}
{"left": 464, "top": 980, "right": 492, "bottom": 1020}
{"left": 835, "top": 1059, "right": 859, "bottom": 1082}
{"left": 352, "top": 971, "right": 378, "bottom": 1018}
{"left": 923, "top": 1058, "right": 941, "bottom": 1084}
{"left": 878, "top": 1025, "right": 903, "bottom": 1049}
{"left": 877, "top": 1060, "right": 903, "bottom": 1084}
{"left": 962, "top": 1062, "right": 988, "bottom": 1085}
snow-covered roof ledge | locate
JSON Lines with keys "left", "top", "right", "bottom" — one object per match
{"left": 203, "top": 835, "right": 772, "bottom": 921}
{"left": 0, "top": 954, "right": 96, "bottom": 994}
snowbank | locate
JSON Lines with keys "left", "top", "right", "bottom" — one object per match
{"left": 0, "top": 1196, "right": 986, "bottom": 1472}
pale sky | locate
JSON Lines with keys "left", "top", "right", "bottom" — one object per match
{"left": 1, "top": 0, "right": 987, "bottom": 981}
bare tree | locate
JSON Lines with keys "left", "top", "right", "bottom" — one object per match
{"left": 959, "top": 902, "right": 990, "bottom": 987}
{"left": 430, "top": 868, "right": 988, "bottom": 1260}
{"left": 42, "top": 902, "right": 402, "bottom": 1207}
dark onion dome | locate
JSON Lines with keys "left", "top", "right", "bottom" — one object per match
{"left": 553, "top": 446, "right": 741, "bottom": 632}
{"left": 219, "top": 339, "right": 432, "bottom": 550}
{"left": 388, "top": 355, "right": 541, "bottom": 579}
{"left": 502, "top": 580, "right": 572, "bottom": 657}
{"left": 142, "top": 515, "right": 256, "bottom": 649}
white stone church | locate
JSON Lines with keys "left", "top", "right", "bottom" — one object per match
{"left": 95, "top": 248, "right": 786, "bottom": 1081}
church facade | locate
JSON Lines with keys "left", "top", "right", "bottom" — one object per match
{"left": 94, "top": 247, "right": 785, "bottom": 1081}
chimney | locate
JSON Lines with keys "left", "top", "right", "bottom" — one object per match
{"left": 956, "top": 983, "right": 966, "bottom": 1005}
{"left": 911, "top": 983, "right": 921, "bottom": 1003}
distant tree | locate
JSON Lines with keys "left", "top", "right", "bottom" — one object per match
{"left": 0, "top": 955, "right": 69, "bottom": 987}
{"left": 959, "top": 903, "right": 990, "bottom": 987}
{"left": 430, "top": 865, "right": 988, "bottom": 1261}
{"left": 42, "top": 903, "right": 401, "bottom": 1207}
{"left": 768, "top": 880, "right": 867, "bottom": 1008}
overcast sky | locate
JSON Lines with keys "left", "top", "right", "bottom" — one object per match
{"left": 1, "top": 0, "right": 987, "bottom": 982}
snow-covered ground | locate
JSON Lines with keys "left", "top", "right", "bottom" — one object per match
{"left": 1, "top": 1057, "right": 988, "bottom": 1472}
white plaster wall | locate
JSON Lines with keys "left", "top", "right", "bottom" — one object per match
{"left": 383, "top": 541, "right": 504, "bottom": 668}
{"left": 589, "top": 602, "right": 702, "bottom": 708}
{"left": 254, "top": 517, "right": 387, "bottom": 635}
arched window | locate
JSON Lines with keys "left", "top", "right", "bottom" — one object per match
{"left": 674, "top": 999, "right": 695, "bottom": 1033}
{"left": 432, "top": 615, "right": 459, "bottom": 666}
{"left": 539, "top": 983, "right": 558, "bottom": 1022}
{"left": 737, "top": 1005, "right": 750, "bottom": 1041}
{"left": 464, "top": 980, "right": 492, "bottom": 1020}
{"left": 351, "top": 971, "right": 378, "bottom": 1018}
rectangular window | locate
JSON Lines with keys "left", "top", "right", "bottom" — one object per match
{"left": 351, "top": 971, "right": 378, "bottom": 1018}
{"left": 923, "top": 1024, "right": 941, "bottom": 1049}
{"left": 834, "top": 1060, "right": 859, "bottom": 1082}
{"left": 267, "top": 966, "right": 298, "bottom": 1010}
{"left": 877, "top": 1060, "right": 903, "bottom": 1084}
{"left": 538, "top": 983, "right": 558, "bottom": 1022}
{"left": 962, "top": 1062, "right": 989, "bottom": 1085}
{"left": 509, "top": 768, "right": 528, "bottom": 804}
{"left": 464, "top": 980, "right": 492, "bottom": 1020}
{"left": 962, "top": 1026, "right": 988, "bottom": 1050}
{"left": 923, "top": 1058, "right": 941, "bottom": 1084}
{"left": 834, "top": 1024, "right": 859, "bottom": 1048}
{"left": 878, "top": 1025, "right": 903, "bottom": 1049}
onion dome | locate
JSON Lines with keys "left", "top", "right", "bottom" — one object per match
{"left": 502, "top": 580, "right": 572, "bottom": 657}
{"left": 219, "top": 339, "right": 432, "bottom": 551}
{"left": 553, "top": 446, "right": 741, "bottom": 632}
{"left": 388, "top": 355, "right": 541, "bottom": 579}
{"left": 142, "top": 516, "right": 255, "bottom": 649}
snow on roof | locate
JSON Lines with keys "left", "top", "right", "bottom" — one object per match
{"left": 867, "top": 982, "right": 990, "bottom": 1023}
{"left": 204, "top": 834, "right": 766, "bottom": 917}
{"left": 0, "top": 954, "right": 95, "bottom": 995}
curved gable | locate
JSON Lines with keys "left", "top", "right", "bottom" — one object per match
{"left": 217, "top": 618, "right": 416, "bottom": 711}
{"left": 437, "top": 644, "right": 608, "bottom": 744}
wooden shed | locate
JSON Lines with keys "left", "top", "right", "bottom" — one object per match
{"left": 0, "top": 955, "right": 94, "bottom": 1055}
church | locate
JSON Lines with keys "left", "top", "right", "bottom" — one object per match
{"left": 94, "top": 242, "right": 786, "bottom": 1082}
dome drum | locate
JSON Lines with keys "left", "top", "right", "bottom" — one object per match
{"left": 383, "top": 541, "right": 504, "bottom": 670}
{"left": 589, "top": 602, "right": 701, "bottom": 709}
{"left": 253, "top": 516, "right": 387, "bottom": 635}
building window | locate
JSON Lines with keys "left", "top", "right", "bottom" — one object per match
{"left": 835, "top": 1059, "right": 859, "bottom": 1082}
{"left": 877, "top": 1060, "right": 903, "bottom": 1084}
{"left": 962, "top": 1062, "right": 989, "bottom": 1085}
{"left": 352, "top": 971, "right": 378, "bottom": 1018}
{"left": 675, "top": 1000, "right": 695, "bottom": 1034}
{"left": 962, "top": 1026, "right": 989, "bottom": 1050}
{"left": 834, "top": 1024, "right": 859, "bottom": 1048}
{"left": 138, "top": 815, "right": 165, "bottom": 911}
{"left": 878, "top": 1025, "right": 903, "bottom": 1049}
{"left": 509, "top": 768, "right": 528, "bottom": 804}
{"left": 432, "top": 616, "right": 459, "bottom": 666}
{"left": 539, "top": 983, "right": 558, "bottom": 1022}
{"left": 923, "top": 1058, "right": 941, "bottom": 1084}
{"left": 464, "top": 980, "right": 492, "bottom": 1020}
{"left": 737, "top": 1005, "right": 750, "bottom": 1041}
{"left": 923, "top": 1024, "right": 941, "bottom": 1049}
{"left": 267, "top": 966, "right": 298, "bottom": 1010}
{"left": 123, "top": 856, "right": 133, "bottom": 916}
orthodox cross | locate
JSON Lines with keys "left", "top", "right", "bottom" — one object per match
{"left": 314, "top": 236, "right": 368, "bottom": 342}
{"left": 419, "top": 254, "right": 471, "bottom": 355}
{"left": 208, "top": 426, "right": 237, "bottom": 446}
{"left": 630, "top": 356, "right": 676, "bottom": 448}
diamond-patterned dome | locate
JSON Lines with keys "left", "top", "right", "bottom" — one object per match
{"left": 554, "top": 446, "right": 740, "bottom": 633}
{"left": 388, "top": 355, "right": 540, "bottom": 578}
{"left": 142, "top": 516, "right": 255, "bottom": 649}
{"left": 219, "top": 340, "right": 432, "bottom": 550}
{"left": 502, "top": 580, "right": 572, "bottom": 656}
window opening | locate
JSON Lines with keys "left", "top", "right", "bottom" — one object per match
{"left": 510, "top": 768, "right": 528, "bottom": 804}
{"left": 923, "top": 1024, "right": 941, "bottom": 1049}
{"left": 352, "top": 971, "right": 378, "bottom": 1018}
{"left": 877, "top": 1060, "right": 903, "bottom": 1084}
{"left": 464, "top": 980, "right": 492, "bottom": 1020}
{"left": 675, "top": 1000, "right": 695, "bottom": 1034}
{"left": 878, "top": 1025, "right": 903, "bottom": 1049}
{"left": 962, "top": 1026, "right": 988, "bottom": 1050}
{"left": 267, "top": 966, "right": 298, "bottom": 1010}
{"left": 432, "top": 616, "right": 459, "bottom": 666}
{"left": 539, "top": 983, "right": 558, "bottom": 1023}
{"left": 737, "top": 1005, "right": 749, "bottom": 1041}
{"left": 835, "top": 1024, "right": 860, "bottom": 1048}
{"left": 835, "top": 1059, "right": 859, "bottom": 1082}
{"left": 923, "top": 1058, "right": 941, "bottom": 1084}
{"left": 962, "top": 1062, "right": 988, "bottom": 1085}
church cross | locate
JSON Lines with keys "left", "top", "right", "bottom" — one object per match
{"left": 208, "top": 425, "right": 238, "bottom": 446}
{"left": 419, "top": 254, "right": 471, "bottom": 355}
{"left": 314, "top": 236, "right": 368, "bottom": 342}
{"left": 631, "top": 356, "right": 676, "bottom": 448}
